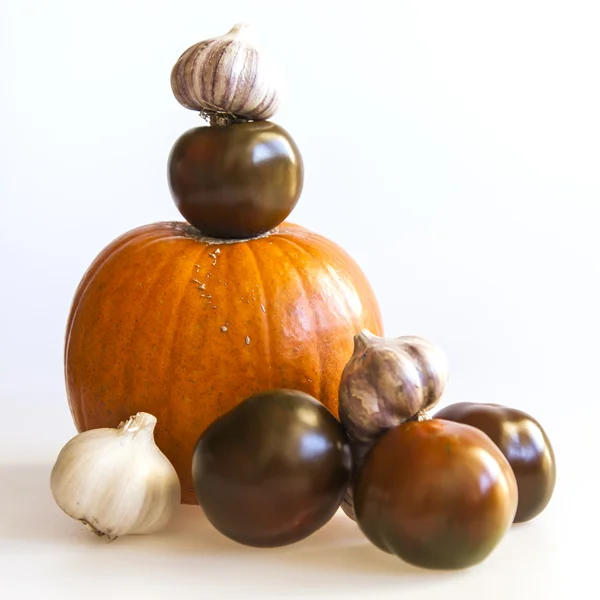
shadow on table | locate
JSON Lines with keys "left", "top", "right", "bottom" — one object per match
{"left": 0, "top": 463, "right": 69, "bottom": 541}
{"left": 0, "top": 462, "right": 458, "bottom": 584}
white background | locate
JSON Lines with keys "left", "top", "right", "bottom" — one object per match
{"left": 1, "top": 0, "right": 599, "bottom": 598}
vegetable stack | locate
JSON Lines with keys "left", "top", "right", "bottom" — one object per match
{"left": 63, "top": 23, "right": 383, "bottom": 504}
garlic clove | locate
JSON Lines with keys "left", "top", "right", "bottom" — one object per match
{"left": 394, "top": 335, "right": 450, "bottom": 411}
{"left": 338, "top": 330, "right": 449, "bottom": 444}
{"left": 50, "top": 412, "right": 181, "bottom": 540}
{"left": 170, "top": 23, "right": 281, "bottom": 123}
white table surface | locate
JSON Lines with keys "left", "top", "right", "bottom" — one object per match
{"left": 0, "top": 404, "right": 593, "bottom": 600}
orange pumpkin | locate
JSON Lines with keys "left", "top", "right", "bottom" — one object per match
{"left": 65, "top": 220, "right": 383, "bottom": 503}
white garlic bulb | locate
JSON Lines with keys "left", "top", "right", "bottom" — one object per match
{"left": 170, "top": 23, "right": 281, "bottom": 122}
{"left": 50, "top": 412, "right": 181, "bottom": 540}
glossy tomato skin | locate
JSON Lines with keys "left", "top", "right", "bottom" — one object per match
{"left": 354, "top": 419, "right": 518, "bottom": 570}
{"left": 191, "top": 389, "right": 352, "bottom": 547}
{"left": 433, "top": 402, "right": 556, "bottom": 523}
{"left": 168, "top": 121, "right": 303, "bottom": 239}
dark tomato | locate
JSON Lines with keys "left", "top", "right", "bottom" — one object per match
{"left": 191, "top": 389, "right": 352, "bottom": 547}
{"left": 434, "top": 402, "right": 556, "bottom": 523}
{"left": 168, "top": 121, "right": 303, "bottom": 239}
{"left": 340, "top": 438, "right": 371, "bottom": 521}
{"left": 354, "top": 419, "right": 518, "bottom": 570}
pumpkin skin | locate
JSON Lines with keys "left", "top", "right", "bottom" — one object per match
{"left": 65, "top": 220, "right": 383, "bottom": 503}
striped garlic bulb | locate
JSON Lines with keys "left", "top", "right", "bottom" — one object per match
{"left": 338, "top": 330, "right": 449, "bottom": 444}
{"left": 170, "top": 23, "right": 280, "bottom": 122}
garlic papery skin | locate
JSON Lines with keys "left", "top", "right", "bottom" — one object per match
{"left": 338, "top": 330, "right": 449, "bottom": 444}
{"left": 50, "top": 412, "right": 181, "bottom": 541}
{"left": 170, "top": 23, "right": 281, "bottom": 122}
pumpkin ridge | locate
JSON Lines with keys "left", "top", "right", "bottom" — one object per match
{"left": 297, "top": 231, "right": 382, "bottom": 331}
{"left": 98, "top": 239, "right": 177, "bottom": 427}
{"left": 291, "top": 233, "right": 358, "bottom": 321}
{"left": 286, "top": 233, "right": 361, "bottom": 405}
{"left": 274, "top": 235, "right": 324, "bottom": 403}
{"left": 154, "top": 241, "right": 211, "bottom": 435}
{"left": 65, "top": 224, "right": 182, "bottom": 344}
{"left": 64, "top": 229, "right": 155, "bottom": 367}
{"left": 65, "top": 233, "right": 163, "bottom": 430}
{"left": 164, "top": 237, "right": 220, "bottom": 414}
{"left": 70, "top": 232, "right": 188, "bottom": 431}
{"left": 241, "top": 242, "right": 273, "bottom": 389}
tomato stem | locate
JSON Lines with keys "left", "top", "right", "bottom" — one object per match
{"left": 199, "top": 109, "right": 251, "bottom": 127}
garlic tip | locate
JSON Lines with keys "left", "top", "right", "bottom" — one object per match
{"left": 118, "top": 411, "right": 157, "bottom": 434}
{"left": 353, "top": 329, "right": 376, "bottom": 354}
